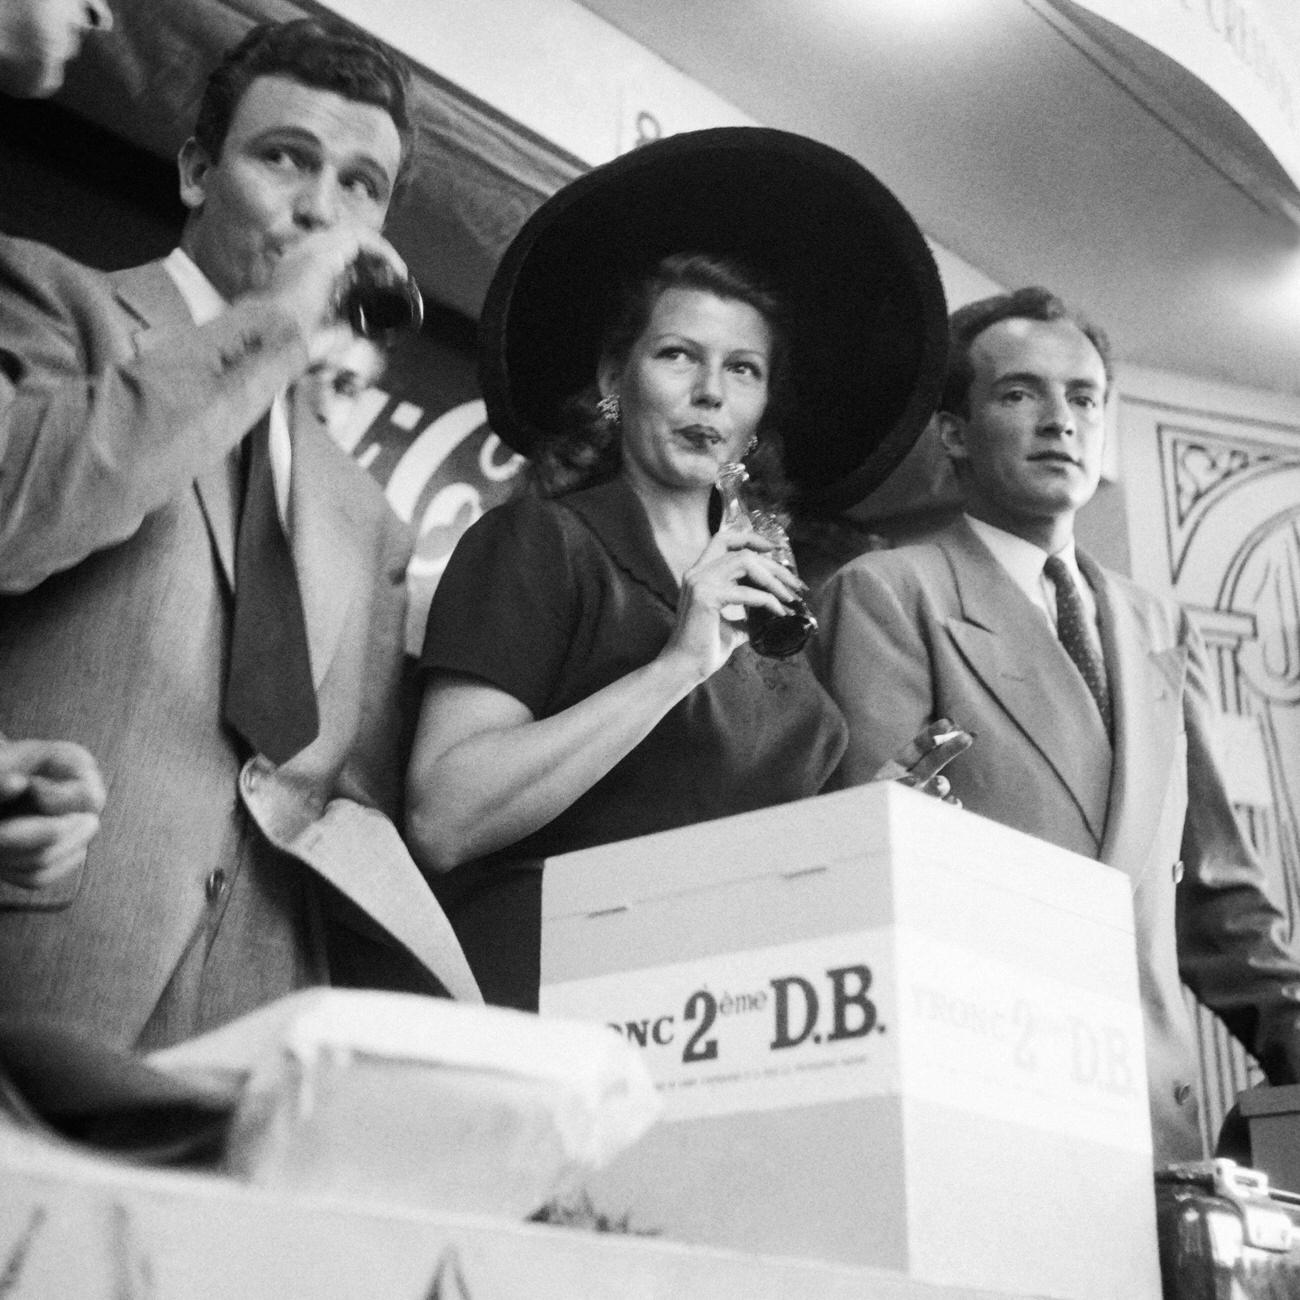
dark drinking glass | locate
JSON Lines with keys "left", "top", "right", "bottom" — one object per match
{"left": 338, "top": 251, "right": 424, "bottom": 338}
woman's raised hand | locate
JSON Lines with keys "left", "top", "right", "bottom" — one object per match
{"left": 660, "top": 526, "right": 807, "bottom": 680}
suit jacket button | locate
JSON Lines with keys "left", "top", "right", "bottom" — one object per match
{"left": 205, "top": 868, "right": 227, "bottom": 902}
{"left": 1174, "top": 1082, "right": 1193, "bottom": 1106}
{"left": 1172, "top": 860, "right": 1185, "bottom": 884}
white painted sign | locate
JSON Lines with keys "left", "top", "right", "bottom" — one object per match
{"left": 896, "top": 928, "right": 1150, "bottom": 1151}
{"left": 543, "top": 928, "right": 1149, "bottom": 1152}
{"left": 544, "top": 932, "right": 899, "bottom": 1121}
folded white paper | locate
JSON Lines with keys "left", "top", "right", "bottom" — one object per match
{"left": 150, "top": 989, "right": 660, "bottom": 1218}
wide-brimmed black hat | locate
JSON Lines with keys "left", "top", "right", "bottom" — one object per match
{"left": 478, "top": 126, "right": 948, "bottom": 513}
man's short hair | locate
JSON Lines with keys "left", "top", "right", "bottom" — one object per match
{"left": 940, "top": 286, "right": 1113, "bottom": 418}
{"left": 193, "top": 16, "right": 416, "bottom": 197}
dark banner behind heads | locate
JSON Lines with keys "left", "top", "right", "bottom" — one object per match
{"left": 338, "top": 315, "right": 527, "bottom": 653}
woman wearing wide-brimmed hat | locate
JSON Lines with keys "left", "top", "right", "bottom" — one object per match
{"left": 405, "top": 127, "right": 948, "bottom": 1010}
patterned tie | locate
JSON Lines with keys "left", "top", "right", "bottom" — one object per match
{"left": 222, "top": 422, "right": 319, "bottom": 765}
{"left": 1043, "top": 554, "right": 1111, "bottom": 733}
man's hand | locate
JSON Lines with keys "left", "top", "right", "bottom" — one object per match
{"left": 871, "top": 719, "right": 973, "bottom": 805}
{"left": 0, "top": 738, "right": 106, "bottom": 890}
{"left": 263, "top": 228, "right": 411, "bottom": 366}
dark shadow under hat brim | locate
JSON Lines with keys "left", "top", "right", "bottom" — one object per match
{"left": 479, "top": 127, "right": 948, "bottom": 513}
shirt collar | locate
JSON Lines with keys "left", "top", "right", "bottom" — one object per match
{"left": 162, "top": 248, "right": 293, "bottom": 528}
{"left": 963, "top": 514, "right": 1087, "bottom": 618}
{"left": 162, "top": 248, "right": 225, "bottom": 326}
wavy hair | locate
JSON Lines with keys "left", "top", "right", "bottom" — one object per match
{"left": 193, "top": 17, "right": 416, "bottom": 200}
{"left": 526, "top": 252, "right": 793, "bottom": 513}
{"left": 941, "top": 286, "right": 1113, "bottom": 418}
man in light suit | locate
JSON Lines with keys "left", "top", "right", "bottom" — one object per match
{"left": 814, "top": 286, "right": 1300, "bottom": 1164}
{"left": 0, "top": 16, "right": 478, "bottom": 1050}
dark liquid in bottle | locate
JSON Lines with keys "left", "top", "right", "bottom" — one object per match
{"left": 340, "top": 252, "right": 424, "bottom": 338}
{"left": 747, "top": 597, "right": 817, "bottom": 659}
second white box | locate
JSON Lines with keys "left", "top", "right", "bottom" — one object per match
{"left": 540, "top": 782, "right": 1160, "bottom": 1299}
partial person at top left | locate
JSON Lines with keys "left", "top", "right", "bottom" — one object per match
{"left": 0, "top": 0, "right": 112, "bottom": 98}
{"left": 0, "top": 15, "right": 478, "bottom": 1053}
{"left": 0, "top": 0, "right": 114, "bottom": 894}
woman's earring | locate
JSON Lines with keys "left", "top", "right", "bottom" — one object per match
{"left": 597, "top": 393, "right": 621, "bottom": 427}
{"left": 744, "top": 434, "right": 759, "bottom": 457}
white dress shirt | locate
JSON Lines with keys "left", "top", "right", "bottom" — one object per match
{"left": 162, "top": 248, "right": 293, "bottom": 528}
{"left": 964, "top": 514, "right": 1104, "bottom": 661}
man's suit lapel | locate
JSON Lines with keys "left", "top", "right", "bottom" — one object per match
{"left": 1083, "top": 554, "right": 1187, "bottom": 877}
{"left": 109, "top": 262, "right": 238, "bottom": 589}
{"left": 289, "top": 422, "right": 369, "bottom": 692}
{"left": 111, "top": 262, "right": 365, "bottom": 702}
{"left": 939, "top": 523, "right": 1112, "bottom": 844}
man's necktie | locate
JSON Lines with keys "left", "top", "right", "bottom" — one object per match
{"left": 1043, "top": 553, "right": 1111, "bottom": 733}
{"left": 222, "top": 422, "right": 319, "bottom": 765}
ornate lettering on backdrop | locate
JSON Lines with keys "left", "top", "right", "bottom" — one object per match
{"left": 1066, "top": 0, "right": 1300, "bottom": 189}
{"left": 339, "top": 320, "right": 526, "bottom": 650}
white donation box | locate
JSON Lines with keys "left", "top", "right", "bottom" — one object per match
{"left": 540, "top": 782, "right": 1160, "bottom": 1299}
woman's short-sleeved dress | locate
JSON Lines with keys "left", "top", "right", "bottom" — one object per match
{"left": 419, "top": 476, "right": 847, "bottom": 1008}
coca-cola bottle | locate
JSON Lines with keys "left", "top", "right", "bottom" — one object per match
{"left": 715, "top": 462, "right": 817, "bottom": 659}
